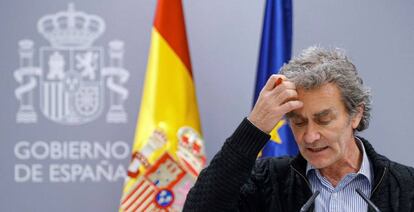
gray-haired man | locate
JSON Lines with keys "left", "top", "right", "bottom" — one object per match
{"left": 184, "top": 47, "right": 414, "bottom": 211}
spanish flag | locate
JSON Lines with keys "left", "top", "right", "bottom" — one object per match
{"left": 120, "top": 0, "right": 206, "bottom": 211}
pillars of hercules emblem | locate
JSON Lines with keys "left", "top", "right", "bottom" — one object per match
{"left": 14, "top": 40, "right": 42, "bottom": 123}
{"left": 104, "top": 40, "right": 129, "bottom": 123}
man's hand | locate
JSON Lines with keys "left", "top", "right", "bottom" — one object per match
{"left": 248, "top": 74, "right": 303, "bottom": 134}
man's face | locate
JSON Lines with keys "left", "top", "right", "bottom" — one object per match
{"left": 288, "top": 83, "right": 362, "bottom": 169}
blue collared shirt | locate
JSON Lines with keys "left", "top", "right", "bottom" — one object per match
{"left": 306, "top": 137, "right": 373, "bottom": 212}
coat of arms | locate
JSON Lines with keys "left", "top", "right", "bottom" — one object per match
{"left": 14, "top": 3, "right": 129, "bottom": 125}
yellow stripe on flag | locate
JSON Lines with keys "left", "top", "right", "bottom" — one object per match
{"left": 135, "top": 27, "right": 201, "bottom": 163}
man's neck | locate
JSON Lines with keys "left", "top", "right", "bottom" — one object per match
{"left": 319, "top": 138, "right": 363, "bottom": 187}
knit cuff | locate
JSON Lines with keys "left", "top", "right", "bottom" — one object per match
{"left": 228, "top": 117, "right": 270, "bottom": 157}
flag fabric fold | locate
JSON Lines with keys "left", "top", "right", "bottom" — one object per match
{"left": 254, "top": 0, "right": 298, "bottom": 157}
{"left": 120, "top": 0, "right": 206, "bottom": 211}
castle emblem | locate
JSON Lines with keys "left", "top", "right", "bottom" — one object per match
{"left": 14, "top": 3, "right": 129, "bottom": 125}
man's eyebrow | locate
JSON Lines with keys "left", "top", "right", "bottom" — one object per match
{"left": 313, "top": 108, "right": 333, "bottom": 117}
{"left": 286, "top": 112, "right": 303, "bottom": 119}
{"left": 286, "top": 108, "right": 334, "bottom": 119}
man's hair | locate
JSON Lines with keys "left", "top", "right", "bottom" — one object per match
{"left": 279, "top": 46, "right": 372, "bottom": 132}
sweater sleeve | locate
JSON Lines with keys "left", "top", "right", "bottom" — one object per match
{"left": 183, "top": 118, "right": 270, "bottom": 211}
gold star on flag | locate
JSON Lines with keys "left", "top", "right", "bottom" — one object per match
{"left": 270, "top": 120, "right": 286, "bottom": 144}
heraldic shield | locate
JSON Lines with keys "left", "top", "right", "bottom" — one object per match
{"left": 39, "top": 47, "right": 104, "bottom": 124}
{"left": 14, "top": 3, "right": 130, "bottom": 125}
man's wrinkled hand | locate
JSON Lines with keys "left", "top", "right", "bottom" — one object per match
{"left": 247, "top": 74, "right": 303, "bottom": 134}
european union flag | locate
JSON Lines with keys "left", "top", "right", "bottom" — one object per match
{"left": 254, "top": 0, "right": 298, "bottom": 157}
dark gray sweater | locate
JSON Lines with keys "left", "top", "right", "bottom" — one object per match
{"left": 184, "top": 118, "right": 414, "bottom": 211}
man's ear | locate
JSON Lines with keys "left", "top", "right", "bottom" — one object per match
{"left": 351, "top": 105, "right": 364, "bottom": 129}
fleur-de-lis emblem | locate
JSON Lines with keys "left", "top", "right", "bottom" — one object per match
{"left": 63, "top": 71, "right": 81, "bottom": 92}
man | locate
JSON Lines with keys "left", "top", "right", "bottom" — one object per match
{"left": 184, "top": 47, "right": 414, "bottom": 211}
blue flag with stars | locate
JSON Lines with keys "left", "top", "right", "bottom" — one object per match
{"left": 254, "top": 0, "right": 298, "bottom": 157}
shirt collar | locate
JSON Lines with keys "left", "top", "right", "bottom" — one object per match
{"left": 306, "top": 137, "right": 372, "bottom": 184}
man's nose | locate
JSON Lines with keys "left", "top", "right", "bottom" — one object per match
{"left": 303, "top": 122, "right": 320, "bottom": 144}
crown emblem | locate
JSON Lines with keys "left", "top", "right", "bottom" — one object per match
{"left": 177, "top": 127, "right": 204, "bottom": 156}
{"left": 37, "top": 3, "right": 105, "bottom": 48}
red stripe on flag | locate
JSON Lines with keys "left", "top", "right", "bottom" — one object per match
{"left": 154, "top": 0, "right": 193, "bottom": 76}
{"left": 121, "top": 179, "right": 145, "bottom": 205}
{"left": 130, "top": 185, "right": 155, "bottom": 212}
{"left": 139, "top": 199, "right": 156, "bottom": 212}
{"left": 124, "top": 184, "right": 150, "bottom": 211}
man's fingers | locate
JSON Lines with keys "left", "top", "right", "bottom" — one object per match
{"left": 276, "top": 89, "right": 298, "bottom": 105}
{"left": 279, "top": 81, "right": 296, "bottom": 90}
{"left": 270, "top": 81, "right": 296, "bottom": 93}
{"left": 279, "top": 100, "right": 303, "bottom": 115}
{"left": 263, "top": 74, "right": 287, "bottom": 91}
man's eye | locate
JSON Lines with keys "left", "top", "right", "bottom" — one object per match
{"left": 317, "top": 118, "right": 331, "bottom": 125}
{"left": 294, "top": 123, "right": 305, "bottom": 127}
{"left": 293, "top": 120, "right": 306, "bottom": 127}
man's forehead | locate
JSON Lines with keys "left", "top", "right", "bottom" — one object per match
{"left": 296, "top": 83, "right": 341, "bottom": 97}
